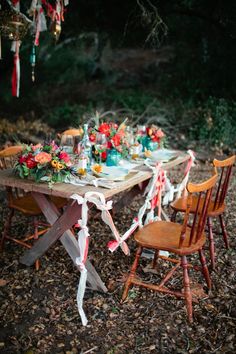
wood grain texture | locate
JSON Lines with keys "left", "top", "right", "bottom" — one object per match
{"left": 20, "top": 192, "right": 107, "bottom": 292}
{"left": 0, "top": 152, "right": 190, "bottom": 199}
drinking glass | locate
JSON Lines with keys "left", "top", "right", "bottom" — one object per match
{"left": 95, "top": 133, "right": 107, "bottom": 163}
{"left": 61, "top": 135, "right": 74, "bottom": 154}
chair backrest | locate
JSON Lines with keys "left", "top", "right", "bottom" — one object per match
{"left": 179, "top": 174, "right": 218, "bottom": 248}
{"left": 212, "top": 155, "right": 235, "bottom": 210}
{"left": 0, "top": 146, "right": 23, "bottom": 202}
{"left": 59, "top": 128, "right": 83, "bottom": 151}
{"left": 0, "top": 146, "right": 23, "bottom": 169}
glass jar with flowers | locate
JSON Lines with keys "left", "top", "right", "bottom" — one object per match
{"left": 89, "top": 119, "right": 129, "bottom": 166}
{"left": 140, "top": 125, "right": 166, "bottom": 151}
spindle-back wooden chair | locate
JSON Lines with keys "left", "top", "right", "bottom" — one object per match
{"left": 171, "top": 155, "right": 235, "bottom": 269}
{"left": 0, "top": 146, "right": 67, "bottom": 269}
{"left": 59, "top": 128, "right": 83, "bottom": 150}
{"left": 122, "top": 174, "right": 218, "bottom": 322}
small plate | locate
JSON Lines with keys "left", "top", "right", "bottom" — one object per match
{"left": 91, "top": 165, "right": 129, "bottom": 181}
{"left": 149, "top": 149, "right": 179, "bottom": 163}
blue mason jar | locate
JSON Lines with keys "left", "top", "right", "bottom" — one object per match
{"left": 106, "top": 148, "right": 121, "bottom": 166}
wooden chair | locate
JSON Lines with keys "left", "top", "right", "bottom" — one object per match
{"left": 58, "top": 128, "right": 83, "bottom": 151}
{"left": 121, "top": 174, "right": 218, "bottom": 322}
{"left": 0, "top": 146, "right": 67, "bottom": 269}
{"left": 170, "top": 155, "right": 235, "bottom": 269}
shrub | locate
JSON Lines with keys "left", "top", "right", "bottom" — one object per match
{"left": 190, "top": 97, "right": 236, "bottom": 149}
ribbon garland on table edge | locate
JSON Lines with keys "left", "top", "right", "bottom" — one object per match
{"left": 70, "top": 162, "right": 167, "bottom": 325}
{"left": 163, "top": 149, "right": 196, "bottom": 205}
{"left": 71, "top": 191, "right": 135, "bottom": 326}
{"left": 69, "top": 150, "right": 195, "bottom": 326}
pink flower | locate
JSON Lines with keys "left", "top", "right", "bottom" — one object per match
{"left": 31, "top": 143, "right": 42, "bottom": 151}
{"left": 35, "top": 152, "right": 52, "bottom": 164}
{"left": 155, "top": 129, "right": 165, "bottom": 139}
{"left": 59, "top": 151, "right": 70, "bottom": 163}
{"left": 51, "top": 140, "right": 59, "bottom": 151}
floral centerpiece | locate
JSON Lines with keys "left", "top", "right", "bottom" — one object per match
{"left": 138, "top": 124, "right": 166, "bottom": 151}
{"left": 89, "top": 120, "right": 129, "bottom": 162}
{"left": 14, "top": 141, "right": 72, "bottom": 187}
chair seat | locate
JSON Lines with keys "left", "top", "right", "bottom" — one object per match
{"left": 135, "top": 221, "right": 206, "bottom": 255}
{"left": 171, "top": 196, "right": 225, "bottom": 217}
{"left": 9, "top": 194, "right": 67, "bottom": 216}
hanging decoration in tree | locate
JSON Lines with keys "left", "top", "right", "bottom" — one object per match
{"left": 11, "top": 0, "right": 21, "bottom": 98}
{"left": 41, "top": 0, "right": 67, "bottom": 41}
{"left": 0, "top": 0, "right": 32, "bottom": 41}
{"left": 27, "top": 0, "right": 69, "bottom": 82}
{"left": 28, "top": 0, "right": 47, "bottom": 46}
{"left": 0, "top": 0, "right": 70, "bottom": 95}
{"left": 28, "top": 0, "right": 47, "bottom": 82}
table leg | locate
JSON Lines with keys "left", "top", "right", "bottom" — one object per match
{"left": 112, "top": 181, "right": 148, "bottom": 214}
{"left": 20, "top": 192, "right": 107, "bottom": 292}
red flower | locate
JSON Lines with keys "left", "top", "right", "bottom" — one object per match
{"left": 107, "top": 141, "right": 112, "bottom": 149}
{"left": 101, "top": 150, "right": 107, "bottom": 160}
{"left": 26, "top": 158, "right": 37, "bottom": 169}
{"left": 89, "top": 134, "right": 96, "bottom": 142}
{"left": 111, "top": 134, "right": 121, "bottom": 147}
{"left": 59, "top": 151, "right": 70, "bottom": 163}
{"left": 18, "top": 155, "right": 27, "bottom": 164}
{"left": 99, "top": 123, "right": 110, "bottom": 137}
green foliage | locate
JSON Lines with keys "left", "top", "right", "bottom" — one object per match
{"left": 44, "top": 102, "right": 94, "bottom": 128}
{"left": 100, "top": 90, "right": 159, "bottom": 113}
{"left": 190, "top": 97, "right": 236, "bottom": 148}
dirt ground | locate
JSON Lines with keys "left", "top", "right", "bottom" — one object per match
{"left": 0, "top": 159, "right": 235, "bottom": 354}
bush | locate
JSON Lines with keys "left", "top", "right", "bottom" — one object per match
{"left": 43, "top": 103, "right": 94, "bottom": 128}
{"left": 190, "top": 97, "right": 236, "bottom": 149}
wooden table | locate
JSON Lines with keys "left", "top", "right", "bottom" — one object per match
{"left": 0, "top": 152, "right": 190, "bottom": 292}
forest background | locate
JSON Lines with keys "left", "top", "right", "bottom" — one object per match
{"left": 0, "top": 0, "right": 235, "bottom": 152}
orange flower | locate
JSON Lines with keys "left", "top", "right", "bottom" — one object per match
{"left": 35, "top": 152, "right": 52, "bottom": 164}
{"left": 92, "top": 164, "right": 103, "bottom": 173}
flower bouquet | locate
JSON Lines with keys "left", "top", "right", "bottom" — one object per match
{"left": 14, "top": 141, "right": 72, "bottom": 187}
{"left": 138, "top": 125, "right": 166, "bottom": 151}
{"left": 89, "top": 120, "right": 129, "bottom": 164}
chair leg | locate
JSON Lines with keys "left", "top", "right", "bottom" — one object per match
{"left": 171, "top": 210, "right": 177, "bottom": 222}
{"left": 121, "top": 246, "right": 142, "bottom": 302}
{"left": 33, "top": 217, "right": 39, "bottom": 241}
{"left": 35, "top": 259, "right": 40, "bottom": 271}
{"left": 181, "top": 255, "right": 193, "bottom": 323}
{"left": 0, "top": 208, "right": 14, "bottom": 251}
{"left": 219, "top": 214, "right": 229, "bottom": 249}
{"left": 207, "top": 217, "right": 215, "bottom": 270}
{"left": 152, "top": 250, "right": 159, "bottom": 269}
{"left": 198, "top": 248, "right": 211, "bottom": 290}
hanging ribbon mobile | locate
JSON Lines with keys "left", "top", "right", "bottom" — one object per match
{"left": 0, "top": 0, "right": 70, "bottom": 95}
{"left": 0, "top": 0, "right": 32, "bottom": 96}
{"left": 11, "top": 0, "right": 21, "bottom": 98}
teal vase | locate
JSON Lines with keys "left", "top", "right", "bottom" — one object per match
{"left": 106, "top": 148, "right": 121, "bottom": 166}
{"left": 142, "top": 136, "right": 158, "bottom": 151}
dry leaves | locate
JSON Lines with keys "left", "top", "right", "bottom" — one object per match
{"left": 0, "top": 163, "right": 236, "bottom": 353}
